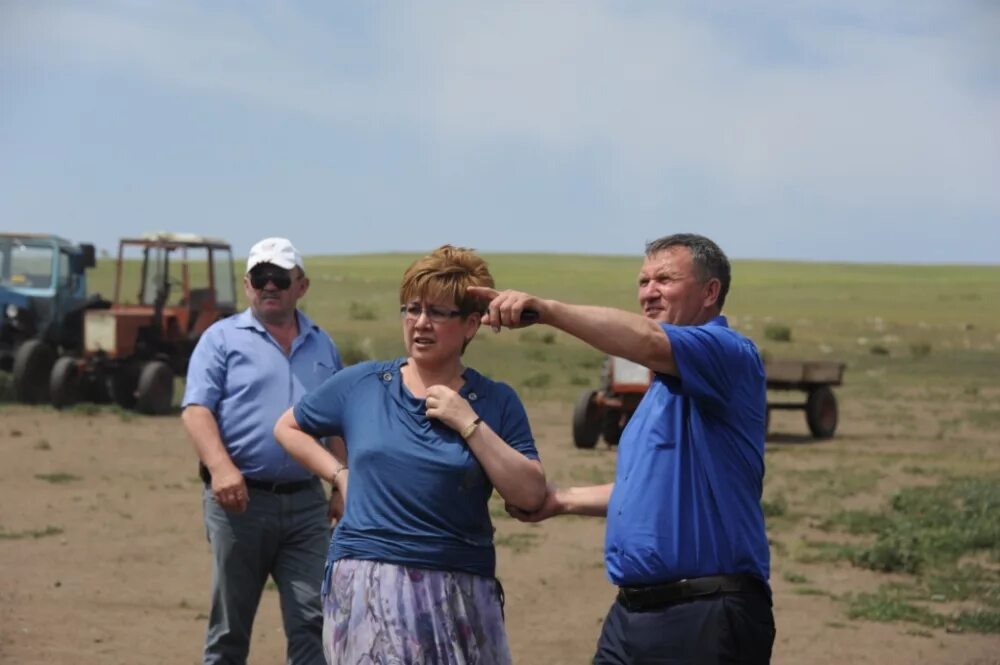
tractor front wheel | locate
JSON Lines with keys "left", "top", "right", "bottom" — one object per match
{"left": 602, "top": 410, "right": 623, "bottom": 447}
{"left": 13, "top": 340, "right": 55, "bottom": 404}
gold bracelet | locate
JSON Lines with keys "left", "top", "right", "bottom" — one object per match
{"left": 460, "top": 417, "right": 483, "bottom": 440}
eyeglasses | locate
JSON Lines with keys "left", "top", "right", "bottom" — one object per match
{"left": 249, "top": 268, "right": 293, "bottom": 290}
{"left": 399, "top": 304, "right": 464, "bottom": 323}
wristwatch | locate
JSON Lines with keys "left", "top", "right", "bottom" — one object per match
{"left": 460, "top": 417, "right": 483, "bottom": 440}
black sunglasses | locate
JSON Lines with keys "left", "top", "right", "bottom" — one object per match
{"left": 249, "top": 268, "right": 293, "bottom": 290}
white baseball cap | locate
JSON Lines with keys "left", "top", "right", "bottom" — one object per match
{"left": 246, "top": 237, "right": 304, "bottom": 273}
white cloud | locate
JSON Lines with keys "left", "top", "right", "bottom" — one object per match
{"left": 4, "top": 0, "right": 998, "bottom": 259}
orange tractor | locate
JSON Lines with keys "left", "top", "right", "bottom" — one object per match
{"left": 50, "top": 233, "right": 238, "bottom": 414}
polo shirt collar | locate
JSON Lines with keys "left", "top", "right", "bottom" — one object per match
{"left": 233, "top": 307, "right": 320, "bottom": 342}
{"left": 389, "top": 357, "right": 490, "bottom": 401}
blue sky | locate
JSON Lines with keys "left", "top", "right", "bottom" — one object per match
{"left": 2, "top": 1, "right": 998, "bottom": 263}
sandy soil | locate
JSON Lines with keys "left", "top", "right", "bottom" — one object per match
{"left": 1, "top": 399, "right": 998, "bottom": 665}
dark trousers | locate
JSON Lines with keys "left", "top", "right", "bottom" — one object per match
{"left": 202, "top": 483, "right": 329, "bottom": 665}
{"left": 594, "top": 589, "right": 775, "bottom": 664}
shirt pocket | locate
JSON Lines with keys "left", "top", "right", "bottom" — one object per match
{"left": 653, "top": 439, "right": 677, "bottom": 450}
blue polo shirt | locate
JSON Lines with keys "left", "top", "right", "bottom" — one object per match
{"left": 605, "top": 316, "right": 770, "bottom": 586}
{"left": 294, "top": 357, "right": 538, "bottom": 579}
{"left": 182, "top": 308, "right": 342, "bottom": 482}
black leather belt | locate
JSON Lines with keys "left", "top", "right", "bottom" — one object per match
{"left": 617, "top": 574, "right": 771, "bottom": 612}
{"left": 243, "top": 477, "right": 315, "bottom": 494}
{"left": 199, "top": 463, "right": 315, "bottom": 495}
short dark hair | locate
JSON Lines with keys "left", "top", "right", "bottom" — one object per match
{"left": 645, "top": 233, "right": 731, "bottom": 310}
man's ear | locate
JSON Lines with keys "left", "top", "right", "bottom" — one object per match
{"left": 702, "top": 278, "right": 721, "bottom": 308}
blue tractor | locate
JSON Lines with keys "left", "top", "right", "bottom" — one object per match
{"left": 0, "top": 233, "right": 102, "bottom": 403}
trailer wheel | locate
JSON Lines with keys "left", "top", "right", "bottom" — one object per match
{"left": 136, "top": 360, "right": 174, "bottom": 415}
{"left": 572, "top": 390, "right": 601, "bottom": 449}
{"left": 13, "top": 340, "right": 55, "bottom": 404}
{"left": 602, "top": 410, "right": 623, "bottom": 447}
{"left": 806, "top": 386, "right": 838, "bottom": 439}
{"left": 50, "top": 356, "right": 80, "bottom": 409}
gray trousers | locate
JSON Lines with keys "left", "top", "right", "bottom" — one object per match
{"left": 202, "top": 482, "right": 328, "bottom": 665}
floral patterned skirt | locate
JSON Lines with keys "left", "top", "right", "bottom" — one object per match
{"left": 323, "top": 558, "right": 511, "bottom": 665}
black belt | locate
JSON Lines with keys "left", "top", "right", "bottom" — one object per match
{"left": 243, "top": 477, "right": 315, "bottom": 494}
{"left": 617, "top": 574, "right": 770, "bottom": 612}
{"left": 199, "top": 463, "right": 315, "bottom": 495}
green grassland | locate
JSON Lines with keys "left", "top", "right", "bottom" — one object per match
{"left": 84, "top": 252, "right": 1000, "bottom": 401}
{"left": 12, "top": 251, "right": 1000, "bottom": 636}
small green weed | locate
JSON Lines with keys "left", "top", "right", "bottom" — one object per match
{"left": 495, "top": 532, "right": 541, "bottom": 554}
{"left": 568, "top": 464, "right": 615, "bottom": 485}
{"left": 761, "top": 494, "right": 788, "bottom": 518}
{"left": 521, "top": 373, "right": 552, "bottom": 389}
{"left": 35, "top": 472, "right": 81, "bottom": 484}
{"left": 847, "top": 591, "right": 943, "bottom": 627}
{"left": 819, "top": 510, "right": 892, "bottom": 535}
{"left": 967, "top": 409, "right": 1000, "bottom": 430}
{"left": 763, "top": 324, "right": 792, "bottom": 342}
{"left": 0, "top": 525, "right": 64, "bottom": 540}
{"left": 348, "top": 301, "right": 378, "bottom": 321}
{"left": 524, "top": 348, "right": 548, "bottom": 362}
{"left": 338, "top": 337, "right": 375, "bottom": 366}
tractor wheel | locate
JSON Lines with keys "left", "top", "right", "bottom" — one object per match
{"left": 12, "top": 340, "right": 55, "bottom": 404}
{"left": 136, "top": 360, "right": 174, "bottom": 415}
{"left": 602, "top": 410, "right": 623, "bottom": 447}
{"left": 572, "top": 389, "right": 601, "bottom": 449}
{"left": 50, "top": 356, "right": 80, "bottom": 409}
{"left": 806, "top": 386, "right": 838, "bottom": 439}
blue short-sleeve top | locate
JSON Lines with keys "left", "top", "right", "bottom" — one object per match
{"left": 294, "top": 357, "right": 539, "bottom": 579}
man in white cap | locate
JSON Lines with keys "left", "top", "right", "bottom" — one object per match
{"left": 182, "top": 237, "right": 343, "bottom": 664}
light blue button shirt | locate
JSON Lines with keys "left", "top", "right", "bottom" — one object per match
{"left": 183, "top": 308, "right": 342, "bottom": 481}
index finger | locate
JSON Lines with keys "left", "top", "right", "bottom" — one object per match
{"left": 466, "top": 286, "right": 499, "bottom": 302}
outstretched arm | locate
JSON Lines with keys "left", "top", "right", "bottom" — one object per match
{"left": 506, "top": 483, "right": 613, "bottom": 522}
{"left": 467, "top": 286, "right": 677, "bottom": 376}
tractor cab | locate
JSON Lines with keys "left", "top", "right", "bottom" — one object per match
{"left": 0, "top": 233, "right": 98, "bottom": 402}
{"left": 52, "top": 233, "right": 238, "bottom": 414}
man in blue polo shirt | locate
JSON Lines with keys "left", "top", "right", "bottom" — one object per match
{"left": 182, "top": 237, "right": 343, "bottom": 665}
{"left": 472, "top": 233, "right": 774, "bottom": 664}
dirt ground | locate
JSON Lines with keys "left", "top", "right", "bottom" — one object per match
{"left": 1, "top": 398, "right": 998, "bottom": 665}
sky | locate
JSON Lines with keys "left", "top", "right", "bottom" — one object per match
{"left": 2, "top": 1, "right": 998, "bottom": 264}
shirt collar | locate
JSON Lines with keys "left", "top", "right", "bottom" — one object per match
{"left": 234, "top": 307, "right": 319, "bottom": 340}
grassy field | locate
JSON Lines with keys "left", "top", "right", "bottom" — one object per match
{"left": 14, "top": 251, "right": 1000, "bottom": 643}
{"left": 80, "top": 251, "right": 1000, "bottom": 401}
